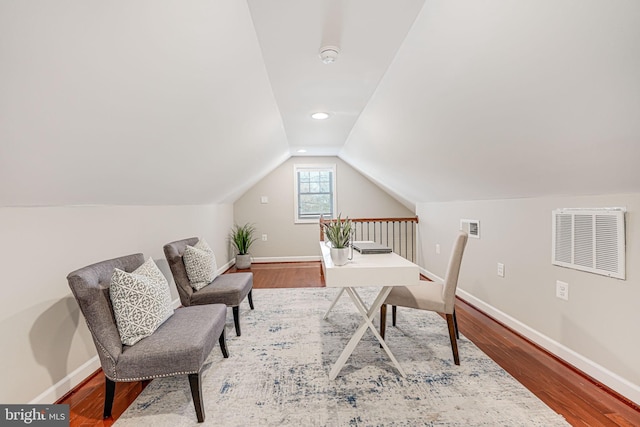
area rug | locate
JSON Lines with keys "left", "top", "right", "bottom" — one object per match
{"left": 115, "top": 287, "right": 569, "bottom": 426}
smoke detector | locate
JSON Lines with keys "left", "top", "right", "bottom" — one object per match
{"left": 319, "top": 46, "right": 340, "bottom": 64}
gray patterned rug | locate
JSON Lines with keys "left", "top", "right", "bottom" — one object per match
{"left": 115, "top": 287, "right": 569, "bottom": 426}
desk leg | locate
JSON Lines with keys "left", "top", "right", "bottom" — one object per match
{"left": 354, "top": 286, "right": 407, "bottom": 377}
{"left": 351, "top": 287, "right": 407, "bottom": 378}
{"left": 323, "top": 288, "right": 345, "bottom": 320}
{"left": 329, "top": 286, "right": 407, "bottom": 380}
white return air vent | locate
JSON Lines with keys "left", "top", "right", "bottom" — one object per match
{"left": 460, "top": 219, "right": 480, "bottom": 238}
{"left": 552, "top": 208, "right": 626, "bottom": 279}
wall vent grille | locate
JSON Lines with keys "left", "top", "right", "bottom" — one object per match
{"left": 460, "top": 219, "right": 480, "bottom": 238}
{"left": 551, "top": 208, "right": 626, "bottom": 279}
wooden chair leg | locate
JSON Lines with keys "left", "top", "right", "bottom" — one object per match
{"left": 248, "top": 290, "right": 254, "bottom": 310}
{"left": 188, "top": 373, "right": 205, "bottom": 423}
{"left": 453, "top": 309, "right": 460, "bottom": 339}
{"left": 219, "top": 329, "right": 229, "bottom": 358}
{"left": 103, "top": 377, "right": 116, "bottom": 419}
{"left": 392, "top": 305, "right": 397, "bottom": 326}
{"left": 233, "top": 306, "right": 241, "bottom": 336}
{"left": 445, "top": 313, "right": 460, "bottom": 365}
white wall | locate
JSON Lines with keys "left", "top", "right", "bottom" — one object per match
{"left": 0, "top": 203, "right": 233, "bottom": 404}
{"left": 417, "top": 193, "right": 640, "bottom": 405}
{"left": 234, "top": 156, "right": 415, "bottom": 259}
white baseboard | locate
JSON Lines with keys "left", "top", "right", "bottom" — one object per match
{"left": 219, "top": 259, "right": 235, "bottom": 272}
{"left": 30, "top": 258, "right": 273, "bottom": 404}
{"left": 421, "top": 267, "right": 639, "bottom": 405}
{"left": 31, "top": 266, "right": 224, "bottom": 404}
{"left": 418, "top": 265, "right": 640, "bottom": 406}
{"left": 30, "top": 356, "right": 101, "bottom": 404}
{"left": 419, "top": 267, "right": 443, "bottom": 283}
{"left": 35, "top": 264, "right": 639, "bottom": 407}
{"left": 456, "top": 288, "right": 640, "bottom": 406}
{"left": 251, "top": 256, "right": 322, "bottom": 263}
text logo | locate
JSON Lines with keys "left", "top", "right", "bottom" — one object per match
{"left": 1, "top": 405, "right": 69, "bottom": 426}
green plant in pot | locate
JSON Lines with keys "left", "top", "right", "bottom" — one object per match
{"left": 229, "top": 223, "right": 256, "bottom": 269}
{"left": 323, "top": 214, "right": 353, "bottom": 266}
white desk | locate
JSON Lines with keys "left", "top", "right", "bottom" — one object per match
{"left": 319, "top": 241, "right": 420, "bottom": 379}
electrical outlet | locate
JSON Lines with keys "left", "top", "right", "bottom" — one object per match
{"left": 556, "top": 280, "right": 569, "bottom": 301}
{"left": 435, "top": 244, "right": 440, "bottom": 254}
{"left": 497, "top": 263, "right": 505, "bottom": 277}
{"left": 261, "top": 234, "right": 268, "bottom": 242}
{"left": 260, "top": 196, "right": 268, "bottom": 204}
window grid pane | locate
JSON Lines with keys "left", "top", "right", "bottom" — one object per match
{"left": 297, "top": 168, "right": 334, "bottom": 220}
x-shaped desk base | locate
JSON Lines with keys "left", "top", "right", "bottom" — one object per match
{"left": 327, "top": 286, "right": 407, "bottom": 380}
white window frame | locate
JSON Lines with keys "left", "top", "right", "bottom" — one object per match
{"left": 293, "top": 164, "right": 337, "bottom": 224}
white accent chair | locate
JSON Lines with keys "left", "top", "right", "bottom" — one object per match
{"left": 380, "top": 231, "right": 468, "bottom": 364}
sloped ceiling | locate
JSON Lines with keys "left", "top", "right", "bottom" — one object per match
{"left": 341, "top": 0, "right": 640, "bottom": 205}
{"left": 247, "top": 0, "right": 425, "bottom": 156}
{"left": 1, "top": 1, "right": 639, "bottom": 208}
{"left": 0, "top": 0, "right": 290, "bottom": 206}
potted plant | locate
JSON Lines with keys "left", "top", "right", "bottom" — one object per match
{"left": 229, "top": 223, "right": 257, "bottom": 269}
{"left": 323, "top": 214, "right": 353, "bottom": 266}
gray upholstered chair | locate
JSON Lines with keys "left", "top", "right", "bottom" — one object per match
{"left": 164, "top": 238, "right": 254, "bottom": 336}
{"left": 67, "top": 253, "right": 229, "bottom": 423}
{"left": 380, "top": 231, "right": 468, "bottom": 365}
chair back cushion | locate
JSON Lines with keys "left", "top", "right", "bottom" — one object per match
{"left": 163, "top": 237, "right": 199, "bottom": 306}
{"left": 442, "top": 232, "right": 468, "bottom": 312}
{"left": 67, "top": 253, "right": 145, "bottom": 372}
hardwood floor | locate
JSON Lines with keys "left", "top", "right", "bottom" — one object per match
{"left": 58, "top": 262, "right": 639, "bottom": 426}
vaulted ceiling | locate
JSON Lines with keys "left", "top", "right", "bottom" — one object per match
{"left": 1, "top": 1, "right": 639, "bottom": 208}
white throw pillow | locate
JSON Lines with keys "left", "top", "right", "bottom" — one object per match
{"left": 109, "top": 257, "right": 175, "bottom": 346}
{"left": 183, "top": 238, "right": 218, "bottom": 291}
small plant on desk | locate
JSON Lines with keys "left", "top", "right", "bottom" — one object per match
{"left": 323, "top": 214, "right": 352, "bottom": 248}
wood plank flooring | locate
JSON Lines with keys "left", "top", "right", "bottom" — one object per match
{"left": 58, "top": 262, "right": 639, "bottom": 426}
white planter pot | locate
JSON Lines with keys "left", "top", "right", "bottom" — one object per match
{"left": 330, "top": 247, "right": 350, "bottom": 266}
{"left": 235, "top": 254, "right": 252, "bottom": 269}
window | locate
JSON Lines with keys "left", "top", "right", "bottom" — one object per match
{"left": 294, "top": 164, "right": 336, "bottom": 223}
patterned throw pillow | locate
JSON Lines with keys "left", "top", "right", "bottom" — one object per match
{"left": 109, "top": 257, "right": 175, "bottom": 346}
{"left": 183, "top": 238, "right": 218, "bottom": 291}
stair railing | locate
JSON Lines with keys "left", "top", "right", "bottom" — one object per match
{"left": 320, "top": 216, "right": 419, "bottom": 263}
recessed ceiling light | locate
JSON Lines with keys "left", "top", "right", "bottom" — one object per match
{"left": 311, "top": 112, "right": 330, "bottom": 120}
{"left": 297, "top": 149, "right": 307, "bottom": 153}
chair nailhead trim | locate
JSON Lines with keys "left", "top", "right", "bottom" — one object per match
{"left": 108, "top": 370, "right": 199, "bottom": 382}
